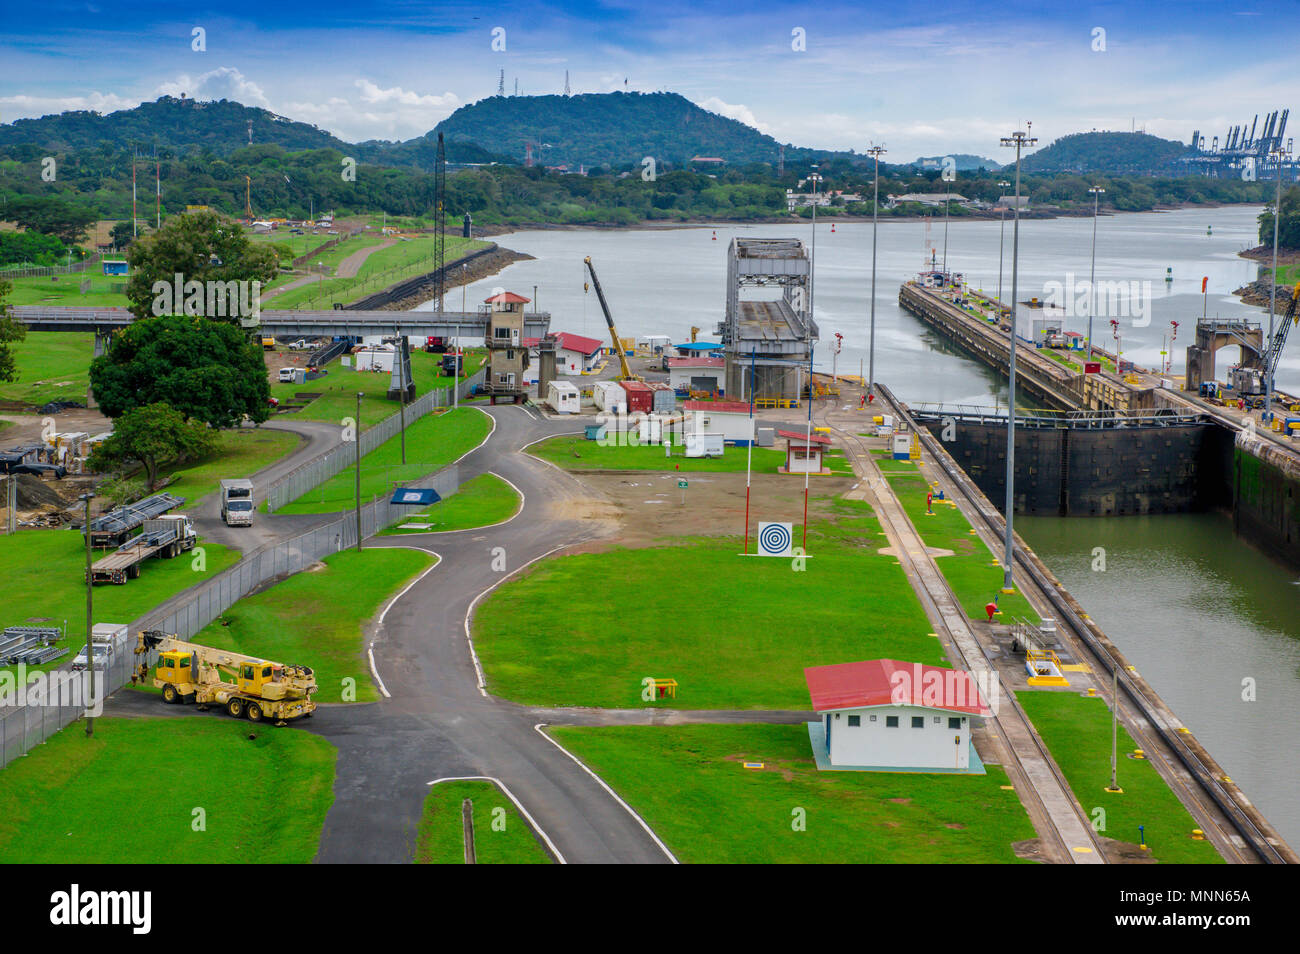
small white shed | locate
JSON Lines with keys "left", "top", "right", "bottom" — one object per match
{"left": 592, "top": 380, "right": 628, "bottom": 413}
{"left": 546, "top": 380, "right": 580, "bottom": 414}
{"left": 684, "top": 401, "right": 756, "bottom": 444}
{"left": 805, "top": 659, "right": 989, "bottom": 772}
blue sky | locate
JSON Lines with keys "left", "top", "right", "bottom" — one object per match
{"left": 2, "top": 1, "right": 1294, "bottom": 159}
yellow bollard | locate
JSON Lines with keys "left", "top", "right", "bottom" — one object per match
{"left": 1191, "top": 829, "right": 1204, "bottom": 841}
{"left": 1132, "top": 749, "right": 1146, "bottom": 760}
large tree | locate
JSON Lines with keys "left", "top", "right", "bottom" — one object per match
{"left": 88, "top": 315, "right": 271, "bottom": 428}
{"left": 88, "top": 403, "right": 218, "bottom": 491}
{"left": 124, "top": 209, "right": 278, "bottom": 320}
{"left": 1258, "top": 185, "right": 1300, "bottom": 250}
{"left": 2, "top": 196, "right": 97, "bottom": 245}
{"left": 0, "top": 280, "right": 27, "bottom": 384}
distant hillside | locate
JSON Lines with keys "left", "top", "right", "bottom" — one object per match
{"left": 433, "top": 91, "right": 822, "bottom": 170}
{"left": 0, "top": 96, "right": 513, "bottom": 167}
{"left": 913, "top": 154, "right": 998, "bottom": 172}
{"left": 1019, "top": 132, "right": 1190, "bottom": 175}
{"left": 0, "top": 96, "right": 348, "bottom": 155}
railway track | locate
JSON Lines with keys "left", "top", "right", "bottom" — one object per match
{"left": 874, "top": 383, "right": 1293, "bottom": 865}
{"left": 814, "top": 403, "right": 1109, "bottom": 864}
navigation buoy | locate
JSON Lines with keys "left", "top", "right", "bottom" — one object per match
{"left": 711, "top": 230, "right": 717, "bottom": 241}
{"left": 1165, "top": 267, "right": 1173, "bottom": 283}
{"left": 831, "top": 223, "right": 836, "bottom": 233}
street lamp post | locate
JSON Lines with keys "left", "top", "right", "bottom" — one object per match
{"left": 942, "top": 184, "right": 950, "bottom": 278}
{"left": 354, "top": 392, "right": 363, "bottom": 552}
{"left": 997, "top": 181, "right": 1010, "bottom": 307}
{"left": 998, "top": 126, "right": 1037, "bottom": 593}
{"left": 808, "top": 167, "right": 822, "bottom": 323}
{"left": 80, "top": 493, "right": 94, "bottom": 737}
{"left": 867, "top": 145, "right": 887, "bottom": 398}
{"left": 1266, "top": 145, "right": 1289, "bottom": 414}
{"left": 1087, "top": 186, "right": 1106, "bottom": 359}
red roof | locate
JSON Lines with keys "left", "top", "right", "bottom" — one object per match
{"left": 805, "top": 660, "right": 990, "bottom": 716}
{"left": 555, "top": 332, "right": 604, "bottom": 355}
{"left": 619, "top": 380, "right": 652, "bottom": 394}
{"left": 779, "top": 428, "right": 831, "bottom": 445}
{"left": 667, "top": 357, "right": 724, "bottom": 368}
{"left": 522, "top": 337, "right": 540, "bottom": 348}
{"left": 684, "top": 400, "right": 751, "bottom": 414}
{"left": 484, "top": 291, "right": 530, "bottom": 304}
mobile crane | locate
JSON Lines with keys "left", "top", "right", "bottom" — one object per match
{"left": 132, "top": 631, "right": 317, "bottom": 724}
{"left": 1231, "top": 283, "right": 1300, "bottom": 410}
{"left": 583, "top": 256, "right": 635, "bottom": 381}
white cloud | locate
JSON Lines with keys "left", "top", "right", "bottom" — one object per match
{"left": 0, "top": 90, "right": 139, "bottom": 120}
{"left": 696, "top": 97, "right": 770, "bottom": 134}
{"left": 155, "top": 67, "right": 271, "bottom": 108}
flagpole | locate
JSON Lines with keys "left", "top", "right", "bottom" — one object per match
{"left": 802, "top": 344, "right": 814, "bottom": 551}
{"left": 743, "top": 350, "right": 755, "bottom": 554}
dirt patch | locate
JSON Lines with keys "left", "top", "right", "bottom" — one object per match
{"left": 944, "top": 822, "right": 966, "bottom": 830}
{"left": 1012, "top": 838, "right": 1047, "bottom": 862}
{"left": 0, "top": 408, "right": 112, "bottom": 445}
{"left": 888, "top": 797, "right": 912, "bottom": 805}
{"left": 1100, "top": 836, "right": 1160, "bottom": 864}
{"left": 556, "top": 469, "right": 856, "bottom": 552}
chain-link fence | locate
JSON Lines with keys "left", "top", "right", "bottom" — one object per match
{"left": 264, "top": 369, "right": 484, "bottom": 512}
{"left": 0, "top": 383, "right": 479, "bottom": 766}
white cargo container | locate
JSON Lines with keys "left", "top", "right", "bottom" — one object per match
{"left": 592, "top": 380, "right": 627, "bottom": 413}
{"left": 546, "top": 380, "right": 580, "bottom": 414}
{"left": 685, "top": 432, "right": 725, "bottom": 458}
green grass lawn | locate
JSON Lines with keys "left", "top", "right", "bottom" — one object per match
{"left": 0, "top": 331, "right": 94, "bottom": 406}
{"left": 0, "top": 717, "right": 335, "bottom": 863}
{"left": 475, "top": 500, "right": 942, "bottom": 709}
{"left": 881, "top": 463, "right": 1040, "bottom": 625}
{"left": 162, "top": 428, "right": 299, "bottom": 505}
{"left": 3, "top": 273, "right": 129, "bottom": 308}
{"left": 269, "top": 348, "right": 486, "bottom": 425}
{"left": 415, "top": 780, "right": 553, "bottom": 864}
{"left": 1017, "top": 692, "right": 1223, "bottom": 864}
{"left": 192, "top": 546, "right": 435, "bottom": 703}
{"left": 0, "top": 531, "right": 237, "bottom": 675}
{"left": 274, "top": 406, "right": 490, "bottom": 515}
{"left": 382, "top": 473, "right": 520, "bottom": 534}
{"left": 266, "top": 236, "right": 483, "bottom": 310}
{"left": 550, "top": 724, "right": 1035, "bottom": 863}
{"left": 532, "top": 435, "right": 789, "bottom": 473}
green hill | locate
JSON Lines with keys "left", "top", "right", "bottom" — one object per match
{"left": 432, "top": 91, "right": 822, "bottom": 170}
{"left": 1019, "top": 132, "right": 1190, "bottom": 175}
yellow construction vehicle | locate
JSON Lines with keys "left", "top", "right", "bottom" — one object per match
{"left": 583, "top": 256, "right": 636, "bottom": 381}
{"left": 690, "top": 326, "right": 700, "bottom": 343}
{"left": 132, "top": 631, "right": 317, "bottom": 724}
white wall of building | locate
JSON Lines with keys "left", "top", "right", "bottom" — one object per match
{"left": 557, "top": 347, "right": 597, "bottom": 375}
{"left": 688, "top": 410, "right": 754, "bottom": 442}
{"left": 669, "top": 366, "right": 725, "bottom": 391}
{"left": 824, "top": 704, "right": 970, "bottom": 769}
{"left": 787, "top": 446, "right": 824, "bottom": 474}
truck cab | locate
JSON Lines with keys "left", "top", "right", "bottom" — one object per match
{"left": 220, "top": 479, "right": 255, "bottom": 527}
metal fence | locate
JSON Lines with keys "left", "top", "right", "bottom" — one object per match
{"left": 0, "top": 260, "right": 98, "bottom": 279}
{"left": 0, "top": 374, "right": 484, "bottom": 766}
{"left": 264, "top": 368, "right": 484, "bottom": 512}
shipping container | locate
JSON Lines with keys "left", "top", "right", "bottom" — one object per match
{"left": 619, "top": 380, "right": 654, "bottom": 414}
{"left": 592, "top": 380, "right": 627, "bottom": 413}
{"left": 646, "top": 381, "right": 676, "bottom": 414}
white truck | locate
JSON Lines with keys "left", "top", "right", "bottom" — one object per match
{"left": 71, "top": 623, "right": 130, "bottom": 671}
{"left": 220, "top": 478, "right": 255, "bottom": 527}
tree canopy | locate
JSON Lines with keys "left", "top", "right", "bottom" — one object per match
{"left": 1, "top": 195, "right": 97, "bottom": 244}
{"left": 88, "top": 314, "right": 270, "bottom": 428}
{"left": 1258, "top": 185, "right": 1300, "bottom": 249}
{"left": 124, "top": 209, "right": 279, "bottom": 320}
{"left": 87, "top": 403, "right": 218, "bottom": 491}
{"left": 0, "top": 280, "right": 28, "bottom": 384}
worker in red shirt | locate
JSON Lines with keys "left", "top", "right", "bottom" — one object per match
{"left": 926, "top": 490, "right": 934, "bottom": 514}
{"left": 985, "top": 597, "right": 999, "bottom": 622}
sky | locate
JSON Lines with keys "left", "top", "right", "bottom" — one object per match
{"left": 1, "top": 1, "right": 1295, "bottom": 160}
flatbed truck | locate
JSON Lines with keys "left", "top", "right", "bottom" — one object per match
{"left": 88, "top": 515, "right": 196, "bottom": 585}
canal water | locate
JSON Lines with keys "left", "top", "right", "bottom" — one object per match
{"left": 423, "top": 206, "right": 1300, "bottom": 845}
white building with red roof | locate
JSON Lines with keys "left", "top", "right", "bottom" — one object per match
{"left": 683, "top": 400, "right": 757, "bottom": 444}
{"left": 553, "top": 332, "right": 605, "bottom": 375}
{"left": 778, "top": 428, "right": 831, "bottom": 475}
{"left": 667, "top": 356, "right": 725, "bottom": 394}
{"left": 804, "top": 659, "right": 990, "bottom": 772}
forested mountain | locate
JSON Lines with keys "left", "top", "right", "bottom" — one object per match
{"left": 432, "top": 91, "right": 826, "bottom": 169}
{"left": 1019, "top": 132, "right": 1191, "bottom": 175}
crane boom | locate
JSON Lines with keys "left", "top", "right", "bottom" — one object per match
{"left": 1264, "top": 282, "right": 1300, "bottom": 381}
{"left": 583, "top": 256, "right": 634, "bottom": 381}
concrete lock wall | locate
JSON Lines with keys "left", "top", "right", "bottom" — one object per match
{"left": 1233, "top": 445, "right": 1300, "bottom": 570}
{"left": 921, "top": 419, "right": 1219, "bottom": 516}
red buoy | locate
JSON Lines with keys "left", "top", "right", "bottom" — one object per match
{"left": 711, "top": 230, "right": 717, "bottom": 241}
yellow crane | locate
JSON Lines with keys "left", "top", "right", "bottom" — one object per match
{"left": 132, "top": 631, "right": 317, "bottom": 725}
{"left": 583, "top": 256, "right": 634, "bottom": 381}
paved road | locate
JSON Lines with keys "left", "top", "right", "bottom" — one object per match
{"left": 263, "top": 239, "right": 394, "bottom": 301}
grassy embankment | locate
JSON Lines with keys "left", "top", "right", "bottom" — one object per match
{"left": 273, "top": 406, "right": 490, "bottom": 515}
{"left": 415, "top": 780, "right": 553, "bottom": 864}
{"left": 189, "top": 546, "right": 435, "bottom": 703}
{"left": 266, "top": 235, "right": 484, "bottom": 310}
{"left": 1017, "top": 692, "right": 1223, "bottom": 864}
{"left": 475, "top": 498, "right": 943, "bottom": 709}
{"left": 875, "top": 452, "right": 1039, "bottom": 625}
{"left": 269, "top": 348, "right": 486, "bottom": 426}
{"left": 0, "top": 718, "right": 335, "bottom": 863}
{"left": 530, "top": 434, "right": 853, "bottom": 475}
{"left": 381, "top": 473, "right": 520, "bottom": 534}
{"left": 0, "top": 532, "right": 237, "bottom": 675}
{"left": 551, "top": 724, "right": 1035, "bottom": 863}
